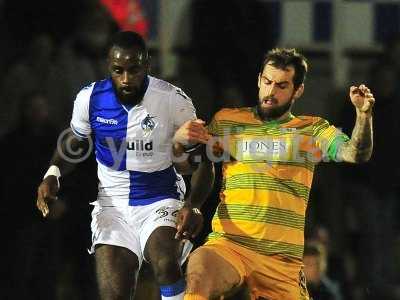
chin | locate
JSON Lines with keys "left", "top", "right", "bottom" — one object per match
{"left": 257, "top": 104, "right": 287, "bottom": 120}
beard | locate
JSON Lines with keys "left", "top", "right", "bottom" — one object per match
{"left": 117, "top": 86, "right": 142, "bottom": 105}
{"left": 114, "top": 78, "right": 148, "bottom": 106}
{"left": 256, "top": 96, "right": 293, "bottom": 121}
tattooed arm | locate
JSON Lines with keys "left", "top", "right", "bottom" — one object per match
{"left": 337, "top": 84, "right": 374, "bottom": 163}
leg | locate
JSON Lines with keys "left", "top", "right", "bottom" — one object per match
{"left": 185, "top": 246, "right": 242, "bottom": 299}
{"left": 134, "top": 263, "right": 161, "bottom": 300}
{"left": 140, "top": 199, "right": 192, "bottom": 299}
{"left": 144, "top": 226, "right": 182, "bottom": 284}
{"left": 95, "top": 244, "right": 140, "bottom": 300}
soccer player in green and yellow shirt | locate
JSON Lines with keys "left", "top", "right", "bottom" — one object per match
{"left": 173, "top": 48, "right": 374, "bottom": 300}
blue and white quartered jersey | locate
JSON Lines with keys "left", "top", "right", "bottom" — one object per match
{"left": 70, "top": 76, "right": 196, "bottom": 206}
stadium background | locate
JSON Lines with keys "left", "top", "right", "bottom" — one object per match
{"left": 0, "top": 0, "right": 399, "bottom": 299}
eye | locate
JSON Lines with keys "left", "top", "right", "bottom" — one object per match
{"left": 264, "top": 78, "right": 272, "bottom": 85}
{"left": 278, "top": 84, "right": 288, "bottom": 90}
{"left": 112, "top": 67, "right": 123, "bottom": 75}
{"left": 128, "top": 66, "right": 144, "bottom": 74}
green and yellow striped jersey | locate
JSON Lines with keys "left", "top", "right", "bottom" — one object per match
{"left": 207, "top": 107, "right": 349, "bottom": 261}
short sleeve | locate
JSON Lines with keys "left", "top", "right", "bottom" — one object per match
{"left": 313, "top": 117, "right": 350, "bottom": 161}
{"left": 70, "top": 83, "right": 95, "bottom": 138}
{"left": 208, "top": 113, "right": 220, "bottom": 136}
{"left": 172, "top": 88, "right": 197, "bottom": 128}
{"left": 208, "top": 109, "right": 230, "bottom": 136}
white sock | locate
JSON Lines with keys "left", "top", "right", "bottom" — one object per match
{"left": 161, "top": 290, "right": 184, "bottom": 300}
{"left": 160, "top": 278, "right": 185, "bottom": 300}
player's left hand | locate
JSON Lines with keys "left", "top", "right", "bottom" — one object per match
{"left": 173, "top": 119, "right": 210, "bottom": 146}
{"left": 349, "top": 84, "right": 375, "bottom": 114}
{"left": 175, "top": 205, "right": 203, "bottom": 240}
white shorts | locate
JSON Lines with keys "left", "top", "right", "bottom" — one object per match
{"left": 89, "top": 198, "right": 192, "bottom": 268}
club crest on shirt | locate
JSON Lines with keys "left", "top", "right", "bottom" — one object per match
{"left": 141, "top": 114, "right": 156, "bottom": 133}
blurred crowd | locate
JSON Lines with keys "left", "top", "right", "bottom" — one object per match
{"left": 0, "top": 1, "right": 399, "bottom": 299}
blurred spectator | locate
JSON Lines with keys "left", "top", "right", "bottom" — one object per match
{"left": 0, "top": 91, "right": 98, "bottom": 299}
{"left": 45, "top": 5, "right": 117, "bottom": 130}
{"left": 0, "top": 34, "right": 56, "bottom": 137}
{"left": 337, "top": 34, "right": 400, "bottom": 299}
{"left": 0, "top": 91, "right": 60, "bottom": 299}
{"left": 0, "top": 7, "right": 116, "bottom": 136}
{"left": 306, "top": 225, "right": 355, "bottom": 300}
{"left": 307, "top": 226, "right": 343, "bottom": 281}
{"left": 2, "top": 0, "right": 81, "bottom": 51}
{"left": 1, "top": 91, "right": 58, "bottom": 225}
{"left": 304, "top": 242, "right": 343, "bottom": 300}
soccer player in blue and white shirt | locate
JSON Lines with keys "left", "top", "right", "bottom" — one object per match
{"left": 36, "top": 31, "right": 211, "bottom": 300}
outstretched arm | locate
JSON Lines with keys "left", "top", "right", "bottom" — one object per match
{"left": 36, "top": 130, "right": 90, "bottom": 217}
{"left": 337, "top": 85, "right": 374, "bottom": 163}
{"left": 172, "top": 119, "right": 210, "bottom": 174}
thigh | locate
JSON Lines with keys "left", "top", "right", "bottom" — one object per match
{"left": 143, "top": 226, "right": 185, "bottom": 285}
{"left": 140, "top": 199, "right": 190, "bottom": 263}
{"left": 90, "top": 205, "right": 143, "bottom": 262}
{"left": 95, "top": 244, "right": 140, "bottom": 300}
{"left": 186, "top": 244, "right": 243, "bottom": 299}
{"left": 144, "top": 226, "right": 181, "bottom": 262}
{"left": 249, "top": 256, "right": 309, "bottom": 300}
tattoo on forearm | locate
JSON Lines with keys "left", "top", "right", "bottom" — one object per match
{"left": 340, "top": 114, "right": 373, "bottom": 163}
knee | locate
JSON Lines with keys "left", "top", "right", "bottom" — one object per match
{"left": 185, "top": 249, "right": 214, "bottom": 296}
{"left": 186, "top": 271, "right": 208, "bottom": 295}
{"left": 151, "top": 255, "right": 180, "bottom": 283}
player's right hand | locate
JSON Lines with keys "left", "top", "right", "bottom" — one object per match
{"left": 36, "top": 176, "right": 59, "bottom": 218}
{"left": 175, "top": 205, "right": 204, "bottom": 240}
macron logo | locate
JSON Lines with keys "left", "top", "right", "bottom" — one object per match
{"left": 96, "top": 116, "right": 118, "bottom": 125}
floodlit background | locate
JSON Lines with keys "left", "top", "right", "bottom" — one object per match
{"left": 0, "top": 1, "right": 399, "bottom": 299}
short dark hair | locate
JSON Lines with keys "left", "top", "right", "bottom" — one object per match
{"left": 111, "top": 31, "right": 148, "bottom": 54}
{"left": 260, "top": 48, "right": 308, "bottom": 89}
{"left": 304, "top": 243, "right": 322, "bottom": 257}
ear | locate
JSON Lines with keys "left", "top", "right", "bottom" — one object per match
{"left": 293, "top": 84, "right": 304, "bottom": 100}
{"left": 257, "top": 73, "right": 261, "bottom": 89}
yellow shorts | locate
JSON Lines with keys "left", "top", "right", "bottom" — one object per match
{"left": 204, "top": 238, "right": 309, "bottom": 300}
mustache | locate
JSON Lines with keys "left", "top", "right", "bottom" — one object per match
{"left": 261, "top": 96, "right": 277, "bottom": 103}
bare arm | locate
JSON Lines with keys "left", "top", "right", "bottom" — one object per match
{"left": 185, "top": 158, "right": 215, "bottom": 209}
{"left": 36, "top": 130, "right": 91, "bottom": 217}
{"left": 172, "top": 118, "right": 214, "bottom": 239}
{"left": 172, "top": 119, "right": 210, "bottom": 174}
{"left": 175, "top": 156, "right": 215, "bottom": 240}
{"left": 51, "top": 130, "right": 91, "bottom": 175}
{"left": 172, "top": 143, "right": 199, "bottom": 175}
{"left": 337, "top": 85, "right": 374, "bottom": 163}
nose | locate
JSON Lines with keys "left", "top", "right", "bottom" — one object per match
{"left": 121, "top": 71, "right": 130, "bottom": 85}
{"left": 266, "top": 82, "right": 276, "bottom": 97}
